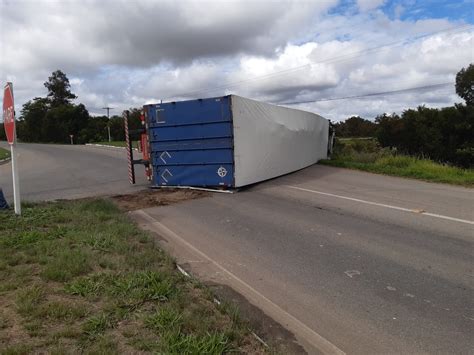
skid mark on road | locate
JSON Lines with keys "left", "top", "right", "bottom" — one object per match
{"left": 286, "top": 185, "right": 474, "bottom": 226}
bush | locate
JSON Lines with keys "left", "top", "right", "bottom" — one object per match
{"left": 323, "top": 138, "right": 474, "bottom": 186}
{"left": 375, "top": 104, "right": 473, "bottom": 168}
{"left": 332, "top": 138, "right": 393, "bottom": 163}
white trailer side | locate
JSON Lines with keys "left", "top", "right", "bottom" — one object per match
{"left": 231, "top": 95, "right": 329, "bottom": 187}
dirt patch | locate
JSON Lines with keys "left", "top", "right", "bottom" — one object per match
{"left": 111, "top": 188, "right": 210, "bottom": 211}
{"left": 208, "top": 283, "right": 308, "bottom": 354}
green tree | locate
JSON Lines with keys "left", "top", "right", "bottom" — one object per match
{"left": 0, "top": 123, "right": 6, "bottom": 141}
{"left": 79, "top": 115, "right": 109, "bottom": 143}
{"left": 334, "top": 116, "right": 377, "bottom": 137}
{"left": 455, "top": 64, "right": 474, "bottom": 106}
{"left": 109, "top": 115, "right": 125, "bottom": 141}
{"left": 17, "top": 70, "right": 93, "bottom": 143}
{"left": 44, "top": 70, "right": 77, "bottom": 107}
{"left": 375, "top": 113, "right": 403, "bottom": 148}
{"left": 375, "top": 106, "right": 473, "bottom": 168}
{"left": 105, "top": 109, "right": 142, "bottom": 142}
{"left": 17, "top": 97, "right": 49, "bottom": 142}
{"left": 41, "top": 103, "right": 90, "bottom": 143}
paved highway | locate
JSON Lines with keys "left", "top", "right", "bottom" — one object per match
{"left": 1, "top": 143, "right": 473, "bottom": 353}
{"left": 0, "top": 142, "right": 148, "bottom": 201}
{"left": 136, "top": 166, "right": 473, "bottom": 354}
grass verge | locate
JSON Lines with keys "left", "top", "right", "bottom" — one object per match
{"left": 321, "top": 138, "right": 474, "bottom": 187}
{"left": 0, "top": 199, "right": 264, "bottom": 353}
{"left": 0, "top": 147, "right": 10, "bottom": 161}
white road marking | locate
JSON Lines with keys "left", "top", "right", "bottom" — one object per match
{"left": 344, "top": 270, "right": 361, "bottom": 278}
{"left": 286, "top": 185, "right": 474, "bottom": 226}
{"left": 136, "top": 209, "right": 345, "bottom": 355}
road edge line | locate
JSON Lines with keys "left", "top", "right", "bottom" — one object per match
{"left": 286, "top": 185, "right": 474, "bottom": 226}
{"left": 135, "top": 209, "right": 346, "bottom": 355}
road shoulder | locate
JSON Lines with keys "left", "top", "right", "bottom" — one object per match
{"left": 130, "top": 208, "right": 345, "bottom": 355}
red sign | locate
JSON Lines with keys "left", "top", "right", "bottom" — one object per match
{"left": 3, "top": 83, "right": 16, "bottom": 145}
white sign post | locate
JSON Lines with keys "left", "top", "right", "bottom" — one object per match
{"left": 3, "top": 82, "right": 21, "bottom": 215}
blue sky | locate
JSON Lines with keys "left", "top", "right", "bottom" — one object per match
{"left": 391, "top": 0, "right": 474, "bottom": 22}
{"left": 330, "top": 0, "right": 474, "bottom": 22}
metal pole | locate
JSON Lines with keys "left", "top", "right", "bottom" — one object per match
{"left": 123, "top": 110, "right": 135, "bottom": 184}
{"left": 10, "top": 143, "right": 21, "bottom": 215}
{"left": 102, "top": 106, "right": 113, "bottom": 142}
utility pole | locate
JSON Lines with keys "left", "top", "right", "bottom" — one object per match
{"left": 102, "top": 106, "right": 113, "bottom": 142}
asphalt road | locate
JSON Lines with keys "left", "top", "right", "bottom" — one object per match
{"left": 139, "top": 166, "right": 473, "bottom": 354}
{"left": 1, "top": 143, "right": 473, "bottom": 353}
{"left": 0, "top": 142, "right": 148, "bottom": 201}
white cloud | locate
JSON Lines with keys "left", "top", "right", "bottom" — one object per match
{"left": 357, "top": 0, "right": 386, "bottom": 12}
{"left": 0, "top": 0, "right": 472, "bottom": 122}
{"left": 394, "top": 4, "right": 405, "bottom": 19}
{"left": 0, "top": 0, "right": 336, "bottom": 70}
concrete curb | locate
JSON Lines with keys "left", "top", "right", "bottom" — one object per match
{"left": 0, "top": 157, "right": 11, "bottom": 165}
{"left": 85, "top": 143, "right": 138, "bottom": 151}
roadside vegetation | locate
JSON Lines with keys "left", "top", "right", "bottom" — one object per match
{"left": 1, "top": 65, "right": 471, "bottom": 160}
{"left": 322, "top": 138, "right": 474, "bottom": 187}
{"left": 0, "top": 70, "right": 143, "bottom": 145}
{"left": 332, "top": 64, "right": 473, "bottom": 169}
{"left": 0, "top": 147, "right": 10, "bottom": 161}
{"left": 0, "top": 199, "right": 264, "bottom": 353}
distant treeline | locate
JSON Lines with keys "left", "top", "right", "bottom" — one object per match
{"left": 0, "top": 70, "right": 142, "bottom": 144}
{"left": 333, "top": 104, "right": 473, "bottom": 168}
{"left": 333, "top": 64, "right": 473, "bottom": 168}
{"left": 1, "top": 66, "right": 473, "bottom": 168}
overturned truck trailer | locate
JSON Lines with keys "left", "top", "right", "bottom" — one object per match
{"left": 128, "top": 95, "right": 329, "bottom": 188}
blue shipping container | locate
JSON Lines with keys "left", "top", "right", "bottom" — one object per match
{"left": 144, "top": 96, "right": 235, "bottom": 187}
{"left": 144, "top": 95, "right": 329, "bottom": 188}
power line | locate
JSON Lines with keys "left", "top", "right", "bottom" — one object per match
{"left": 278, "top": 82, "right": 453, "bottom": 105}
{"left": 161, "top": 24, "right": 471, "bottom": 100}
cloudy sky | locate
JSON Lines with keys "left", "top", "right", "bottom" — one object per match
{"left": 1, "top": 0, "right": 473, "bottom": 122}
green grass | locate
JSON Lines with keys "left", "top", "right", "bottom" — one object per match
{"left": 0, "top": 199, "right": 263, "bottom": 353}
{"left": 0, "top": 147, "right": 10, "bottom": 160}
{"left": 322, "top": 138, "right": 474, "bottom": 187}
